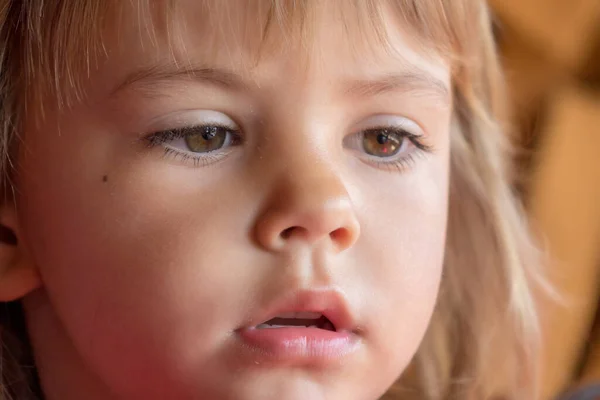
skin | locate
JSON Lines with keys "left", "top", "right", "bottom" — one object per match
{"left": 9, "top": 1, "right": 451, "bottom": 399}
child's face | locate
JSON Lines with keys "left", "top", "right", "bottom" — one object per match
{"left": 17, "top": 1, "right": 450, "bottom": 399}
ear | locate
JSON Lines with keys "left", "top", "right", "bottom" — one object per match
{"left": 0, "top": 202, "right": 42, "bottom": 301}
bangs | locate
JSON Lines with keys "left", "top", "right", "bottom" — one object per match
{"left": 13, "top": 0, "right": 481, "bottom": 111}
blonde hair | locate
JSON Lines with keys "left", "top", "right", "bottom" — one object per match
{"left": 0, "top": 1, "right": 543, "bottom": 399}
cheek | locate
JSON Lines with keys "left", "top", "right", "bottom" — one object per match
{"left": 16, "top": 124, "right": 267, "bottom": 395}
{"left": 348, "top": 154, "right": 448, "bottom": 373}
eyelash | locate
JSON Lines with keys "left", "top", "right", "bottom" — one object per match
{"left": 144, "top": 124, "right": 433, "bottom": 171}
{"left": 145, "top": 125, "right": 242, "bottom": 167}
{"left": 354, "top": 126, "right": 433, "bottom": 173}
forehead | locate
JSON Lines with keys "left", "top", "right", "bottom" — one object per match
{"left": 94, "top": 1, "right": 450, "bottom": 97}
{"left": 23, "top": 0, "right": 459, "bottom": 107}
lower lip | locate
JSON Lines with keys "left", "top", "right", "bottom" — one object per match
{"left": 238, "top": 327, "right": 358, "bottom": 365}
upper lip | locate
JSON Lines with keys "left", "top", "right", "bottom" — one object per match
{"left": 244, "top": 289, "right": 356, "bottom": 332}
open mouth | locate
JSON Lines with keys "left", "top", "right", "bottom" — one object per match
{"left": 256, "top": 312, "right": 336, "bottom": 331}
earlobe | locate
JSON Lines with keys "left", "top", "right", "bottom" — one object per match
{"left": 0, "top": 205, "right": 42, "bottom": 302}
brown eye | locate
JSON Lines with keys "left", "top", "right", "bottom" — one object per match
{"left": 184, "top": 126, "right": 231, "bottom": 153}
{"left": 362, "top": 129, "right": 406, "bottom": 157}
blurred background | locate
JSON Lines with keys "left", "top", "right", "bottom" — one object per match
{"left": 488, "top": 0, "right": 600, "bottom": 399}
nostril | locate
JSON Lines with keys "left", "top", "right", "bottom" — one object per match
{"left": 280, "top": 226, "right": 308, "bottom": 240}
{"left": 329, "top": 227, "right": 349, "bottom": 245}
{"left": 280, "top": 226, "right": 352, "bottom": 246}
{"left": 280, "top": 227, "right": 295, "bottom": 239}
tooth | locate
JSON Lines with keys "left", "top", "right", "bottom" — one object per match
{"left": 295, "top": 312, "right": 322, "bottom": 319}
{"left": 257, "top": 324, "right": 287, "bottom": 329}
{"left": 276, "top": 312, "right": 296, "bottom": 318}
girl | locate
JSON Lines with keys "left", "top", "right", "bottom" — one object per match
{"left": 0, "top": 1, "right": 543, "bottom": 399}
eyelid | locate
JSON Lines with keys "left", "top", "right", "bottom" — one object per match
{"left": 144, "top": 109, "right": 240, "bottom": 135}
{"left": 352, "top": 115, "right": 423, "bottom": 136}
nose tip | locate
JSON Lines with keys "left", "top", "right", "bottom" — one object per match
{"left": 255, "top": 197, "right": 360, "bottom": 253}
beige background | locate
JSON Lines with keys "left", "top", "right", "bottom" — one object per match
{"left": 490, "top": 0, "right": 600, "bottom": 398}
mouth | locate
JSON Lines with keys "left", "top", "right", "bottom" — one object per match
{"left": 236, "top": 290, "right": 359, "bottom": 366}
{"left": 256, "top": 312, "right": 336, "bottom": 331}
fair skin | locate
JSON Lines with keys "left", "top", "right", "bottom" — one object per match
{"left": 0, "top": 1, "right": 451, "bottom": 399}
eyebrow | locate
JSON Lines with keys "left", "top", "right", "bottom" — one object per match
{"left": 114, "top": 63, "right": 450, "bottom": 102}
{"left": 343, "top": 68, "right": 450, "bottom": 103}
{"left": 113, "top": 64, "right": 250, "bottom": 95}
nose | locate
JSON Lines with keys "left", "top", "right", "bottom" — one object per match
{"left": 254, "top": 170, "right": 360, "bottom": 254}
